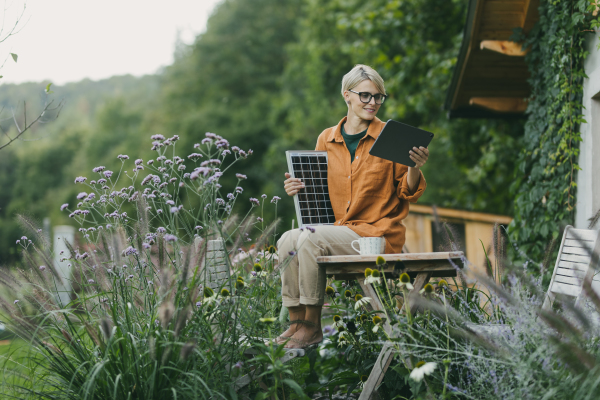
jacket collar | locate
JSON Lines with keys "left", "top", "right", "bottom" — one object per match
{"left": 326, "top": 116, "right": 386, "bottom": 143}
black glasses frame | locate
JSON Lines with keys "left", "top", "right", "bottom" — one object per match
{"left": 348, "top": 89, "right": 387, "bottom": 105}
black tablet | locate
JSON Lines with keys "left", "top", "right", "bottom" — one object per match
{"left": 369, "top": 119, "right": 434, "bottom": 167}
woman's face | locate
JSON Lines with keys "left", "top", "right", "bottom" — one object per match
{"left": 344, "top": 79, "right": 383, "bottom": 121}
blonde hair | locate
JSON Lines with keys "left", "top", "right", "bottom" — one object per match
{"left": 341, "top": 64, "right": 386, "bottom": 96}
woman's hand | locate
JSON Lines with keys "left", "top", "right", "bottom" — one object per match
{"left": 409, "top": 146, "right": 429, "bottom": 168}
{"left": 284, "top": 172, "right": 304, "bottom": 196}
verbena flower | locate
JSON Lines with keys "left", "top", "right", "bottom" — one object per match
{"left": 39, "top": 265, "right": 46, "bottom": 271}
{"left": 92, "top": 166, "right": 105, "bottom": 173}
{"left": 117, "top": 154, "right": 129, "bottom": 160}
{"left": 409, "top": 361, "right": 436, "bottom": 382}
{"left": 398, "top": 273, "right": 414, "bottom": 290}
{"left": 249, "top": 198, "right": 259, "bottom": 206}
{"left": 271, "top": 196, "right": 281, "bottom": 203}
{"left": 60, "top": 203, "right": 69, "bottom": 211}
{"left": 74, "top": 176, "right": 86, "bottom": 183}
{"left": 376, "top": 256, "right": 386, "bottom": 265}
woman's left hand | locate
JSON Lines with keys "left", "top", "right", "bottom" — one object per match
{"left": 409, "top": 146, "right": 429, "bottom": 168}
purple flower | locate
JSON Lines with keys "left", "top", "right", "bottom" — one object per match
{"left": 14, "top": 300, "right": 19, "bottom": 305}
{"left": 39, "top": 265, "right": 46, "bottom": 271}
{"left": 123, "top": 246, "right": 138, "bottom": 256}
{"left": 196, "top": 301, "right": 202, "bottom": 307}
{"left": 60, "top": 203, "right": 69, "bottom": 211}
{"left": 188, "top": 153, "right": 203, "bottom": 161}
{"left": 106, "top": 224, "right": 113, "bottom": 229}
{"left": 117, "top": 154, "right": 129, "bottom": 160}
{"left": 306, "top": 226, "right": 316, "bottom": 233}
{"left": 215, "top": 138, "right": 229, "bottom": 148}
{"left": 251, "top": 271, "right": 257, "bottom": 277}
{"left": 271, "top": 196, "right": 281, "bottom": 204}
{"left": 194, "top": 226, "right": 203, "bottom": 231}
{"left": 236, "top": 173, "right": 247, "bottom": 180}
{"left": 257, "top": 217, "right": 263, "bottom": 222}
{"left": 216, "top": 198, "right": 225, "bottom": 206}
{"left": 88, "top": 279, "right": 95, "bottom": 284}
{"left": 74, "top": 176, "right": 87, "bottom": 183}
{"left": 151, "top": 134, "right": 165, "bottom": 140}
{"left": 128, "top": 275, "right": 134, "bottom": 279}
{"left": 135, "top": 159, "right": 143, "bottom": 165}
{"left": 170, "top": 207, "right": 179, "bottom": 213}
{"left": 142, "top": 243, "right": 151, "bottom": 249}
{"left": 261, "top": 194, "right": 267, "bottom": 199}
{"left": 288, "top": 251, "right": 296, "bottom": 256}
{"left": 201, "top": 138, "right": 212, "bottom": 145}
{"left": 239, "top": 150, "right": 247, "bottom": 158}
{"left": 235, "top": 186, "right": 243, "bottom": 194}
{"left": 147, "top": 160, "right": 154, "bottom": 165}
{"left": 164, "top": 234, "right": 177, "bottom": 242}
{"left": 77, "top": 192, "right": 88, "bottom": 200}
{"left": 98, "top": 178, "right": 107, "bottom": 184}
{"left": 93, "top": 166, "right": 105, "bottom": 173}
{"left": 249, "top": 198, "right": 260, "bottom": 206}
{"left": 231, "top": 146, "right": 240, "bottom": 152}
{"left": 103, "top": 170, "right": 113, "bottom": 179}
{"left": 248, "top": 149, "right": 253, "bottom": 155}
{"left": 205, "top": 132, "right": 217, "bottom": 139}
{"left": 233, "top": 361, "right": 243, "bottom": 369}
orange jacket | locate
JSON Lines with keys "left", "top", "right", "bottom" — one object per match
{"left": 315, "top": 116, "right": 426, "bottom": 253}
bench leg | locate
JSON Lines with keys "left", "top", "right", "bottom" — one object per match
{"left": 358, "top": 342, "right": 395, "bottom": 400}
{"left": 408, "top": 272, "right": 432, "bottom": 315}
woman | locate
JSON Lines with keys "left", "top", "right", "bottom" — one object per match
{"left": 276, "top": 65, "right": 429, "bottom": 348}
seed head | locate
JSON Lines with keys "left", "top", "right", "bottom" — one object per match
{"left": 355, "top": 294, "right": 363, "bottom": 302}
{"left": 220, "top": 288, "right": 230, "bottom": 297}
{"left": 360, "top": 375, "right": 368, "bottom": 383}
{"left": 400, "top": 273, "right": 410, "bottom": 284}
{"left": 424, "top": 283, "right": 434, "bottom": 294}
{"left": 333, "top": 315, "right": 341, "bottom": 322}
{"left": 344, "top": 290, "right": 352, "bottom": 298}
{"left": 203, "top": 287, "right": 215, "bottom": 298}
{"left": 438, "top": 279, "right": 448, "bottom": 287}
{"left": 364, "top": 268, "right": 373, "bottom": 277}
{"left": 253, "top": 263, "right": 262, "bottom": 272}
{"left": 376, "top": 256, "right": 386, "bottom": 265}
{"left": 259, "top": 317, "right": 276, "bottom": 325}
{"left": 372, "top": 316, "right": 382, "bottom": 325}
{"left": 325, "top": 286, "right": 335, "bottom": 296}
{"left": 372, "top": 270, "right": 381, "bottom": 278}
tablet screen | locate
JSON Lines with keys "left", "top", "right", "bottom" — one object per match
{"left": 369, "top": 119, "right": 434, "bottom": 167}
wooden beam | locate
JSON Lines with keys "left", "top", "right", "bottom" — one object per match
{"left": 409, "top": 204, "right": 513, "bottom": 225}
{"left": 469, "top": 97, "right": 528, "bottom": 112}
{"left": 480, "top": 40, "right": 528, "bottom": 56}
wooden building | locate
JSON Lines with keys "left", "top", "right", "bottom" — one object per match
{"left": 405, "top": 204, "right": 512, "bottom": 282}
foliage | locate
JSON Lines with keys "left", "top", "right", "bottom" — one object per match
{"left": 509, "top": 0, "right": 598, "bottom": 268}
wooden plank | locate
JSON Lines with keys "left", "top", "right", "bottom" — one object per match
{"left": 550, "top": 281, "right": 582, "bottom": 297}
{"left": 560, "top": 253, "right": 592, "bottom": 264}
{"left": 564, "top": 239, "right": 595, "bottom": 248}
{"left": 562, "top": 246, "right": 594, "bottom": 256}
{"left": 332, "top": 269, "right": 456, "bottom": 280}
{"left": 553, "top": 274, "right": 583, "bottom": 286}
{"left": 358, "top": 342, "right": 395, "bottom": 400}
{"left": 317, "top": 252, "right": 463, "bottom": 263}
{"left": 566, "top": 229, "right": 598, "bottom": 241}
{"left": 324, "top": 261, "right": 457, "bottom": 276}
{"left": 557, "top": 260, "right": 589, "bottom": 272}
{"left": 555, "top": 267, "right": 587, "bottom": 279}
{"left": 409, "top": 204, "right": 513, "bottom": 225}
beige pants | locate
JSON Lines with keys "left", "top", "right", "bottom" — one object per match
{"left": 277, "top": 226, "right": 361, "bottom": 307}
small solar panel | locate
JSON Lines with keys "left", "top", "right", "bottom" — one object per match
{"left": 286, "top": 151, "right": 336, "bottom": 227}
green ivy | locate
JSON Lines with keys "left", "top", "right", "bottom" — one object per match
{"left": 509, "top": 0, "right": 597, "bottom": 270}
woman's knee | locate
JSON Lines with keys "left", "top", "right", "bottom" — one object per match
{"left": 277, "top": 229, "right": 302, "bottom": 253}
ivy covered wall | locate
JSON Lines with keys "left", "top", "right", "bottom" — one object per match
{"left": 509, "top": 0, "right": 599, "bottom": 273}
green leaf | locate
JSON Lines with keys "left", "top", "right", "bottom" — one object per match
{"left": 282, "top": 379, "right": 309, "bottom": 399}
{"left": 10, "top": 53, "right": 17, "bottom": 62}
{"left": 45, "top": 83, "right": 53, "bottom": 94}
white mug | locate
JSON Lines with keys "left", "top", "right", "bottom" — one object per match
{"left": 351, "top": 237, "right": 386, "bottom": 255}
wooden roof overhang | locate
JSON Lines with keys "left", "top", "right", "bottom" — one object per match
{"left": 445, "top": 0, "right": 539, "bottom": 118}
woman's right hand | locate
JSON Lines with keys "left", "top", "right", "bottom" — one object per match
{"left": 284, "top": 172, "right": 304, "bottom": 196}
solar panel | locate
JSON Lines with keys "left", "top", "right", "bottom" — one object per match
{"left": 286, "top": 150, "right": 336, "bottom": 227}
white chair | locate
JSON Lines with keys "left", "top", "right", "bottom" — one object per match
{"left": 543, "top": 226, "right": 600, "bottom": 310}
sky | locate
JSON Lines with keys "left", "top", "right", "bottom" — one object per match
{"left": 0, "top": 0, "right": 222, "bottom": 84}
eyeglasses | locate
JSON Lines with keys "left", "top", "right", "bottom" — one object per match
{"left": 348, "top": 89, "right": 387, "bottom": 105}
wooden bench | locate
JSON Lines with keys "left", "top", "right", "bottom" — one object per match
{"left": 317, "top": 251, "right": 464, "bottom": 400}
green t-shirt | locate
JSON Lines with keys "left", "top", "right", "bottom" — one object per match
{"left": 341, "top": 123, "right": 368, "bottom": 163}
